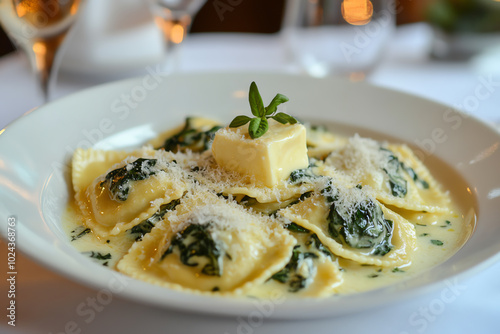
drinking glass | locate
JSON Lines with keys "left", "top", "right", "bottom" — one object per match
{"left": 147, "top": 0, "right": 206, "bottom": 73}
{"left": 0, "top": 0, "right": 85, "bottom": 101}
{"left": 283, "top": 0, "right": 395, "bottom": 80}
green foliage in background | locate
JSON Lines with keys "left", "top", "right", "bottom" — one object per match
{"left": 426, "top": 0, "right": 500, "bottom": 33}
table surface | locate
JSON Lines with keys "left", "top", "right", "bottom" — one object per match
{"left": 1, "top": 25, "right": 500, "bottom": 334}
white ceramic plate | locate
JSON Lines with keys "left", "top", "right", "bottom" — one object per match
{"left": 1, "top": 73, "right": 499, "bottom": 319}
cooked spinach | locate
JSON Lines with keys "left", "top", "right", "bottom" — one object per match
{"left": 401, "top": 162, "right": 430, "bottom": 189}
{"left": 70, "top": 226, "right": 91, "bottom": 241}
{"left": 288, "top": 162, "right": 320, "bottom": 185}
{"left": 160, "top": 117, "right": 222, "bottom": 152}
{"left": 306, "top": 234, "right": 334, "bottom": 259}
{"left": 271, "top": 246, "right": 318, "bottom": 292}
{"left": 320, "top": 179, "right": 339, "bottom": 203}
{"left": 326, "top": 198, "right": 394, "bottom": 256}
{"left": 162, "top": 223, "right": 223, "bottom": 276}
{"left": 431, "top": 239, "right": 444, "bottom": 246}
{"left": 440, "top": 220, "right": 451, "bottom": 228}
{"left": 84, "top": 251, "right": 111, "bottom": 265}
{"left": 285, "top": 222, "right": 334, "bottom": 259}
{"left": 380, "top": 148, "right": 407, "bottom": 198}
{"left": 284, "top": 222, "right": 310, "bottom": 233}
{"left": 129, "top": 199, "right": 181, "bottom": 241}
{"left": 101, "top": 158, "right": 158, "bottom": 201}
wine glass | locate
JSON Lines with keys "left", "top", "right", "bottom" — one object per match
{"left": 147, "top": 0, "right": 206, "bottom": 73}
{"left": 283, "top": 0, "right": 395, "bottom": 80}
{"left": 0, "top": 0, "right": 85, "bottom": 102}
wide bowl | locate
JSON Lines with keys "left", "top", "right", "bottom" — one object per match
{"left": 1, "top": 72, "right": 499, "bottom": 318}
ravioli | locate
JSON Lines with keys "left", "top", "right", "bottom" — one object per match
{"left": 324, "top": 135, "right": 451, "bottom": 214}
{"left": 72, "top": 148, "right": 154, "bottom": 193}
{"left": 75, "top": 151, "right": 187, "bottom": 238}
{"left": 117, "top": 191, "right": 296, "bottom": 295}
{"left": 305, "top": 124, "right": 348, "bottom": 160}
{"left": 256, "top": 221, "right": 343, "bottom": 297}
{"left": 279, "top": 182, "right": 416, "bottom": 267}
{"left": 148, "top": 117, "right": 222, "bottom": 152}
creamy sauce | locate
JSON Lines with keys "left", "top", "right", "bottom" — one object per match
{"left": 64, "top": 174, "right": 473, "bottom": 297}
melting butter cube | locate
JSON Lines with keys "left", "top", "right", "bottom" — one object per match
{"left": 212, "top": 119, "right": 309, "bottom": 187}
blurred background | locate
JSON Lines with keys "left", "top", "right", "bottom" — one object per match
{"left": 1, "top": 0, "right": 499, "bottom": 119}
{"left": 2, "top": 0, "right": 498, "bottom": 58}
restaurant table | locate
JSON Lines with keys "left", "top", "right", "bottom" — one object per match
{"left": 1, "top": 25, "right": 500, "bottom": 334}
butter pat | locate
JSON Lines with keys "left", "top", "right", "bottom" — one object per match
{"left": 212, "top": 119, "right": 309, "bottom": 187}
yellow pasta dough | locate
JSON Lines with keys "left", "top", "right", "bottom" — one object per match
{"left": 74, "top": 150, "right": 188, "bottom": 238}
{"left": 117, "top": 191, "right": 296, "bottom": 295}
{"left": 279, "top": 184, "right": 416, "bottom": 267}
{"left": 324, "top": 135, "right": 451, "bottom": 214}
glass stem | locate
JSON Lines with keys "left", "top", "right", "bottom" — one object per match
{"left": 30, "top": 32, "right": 67, "bottom": 101}
{"left": 153, "top": 10, "right": 192, "bottom": 73}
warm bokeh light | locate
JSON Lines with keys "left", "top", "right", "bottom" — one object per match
{"left": 155, "top": 16, "right": 187, "bottom": 45}
{"left": 70, "top": 0, "right": 81, "bottom": 15}
{"left": 232, "top": 90, "right": 246, "bottom": 98}
{"left": 349, "top": 72, "right": 366, "bottom": 82}
{"left": 341, "top": 0, "right": 373, "bottom": 25}
{"left": 14, "top": 1, "right": 27, "bottom": 17}
{"left": 171, "top": 23, "right": 185, "bottom": 44}
{"left": 32, "top": 41, "right": 46, "bottom": 55}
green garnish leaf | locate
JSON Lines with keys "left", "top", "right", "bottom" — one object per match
{"left": 229, "top": 81, "right": 296, "bottom": 139}
{"left": 249, "top": 117, "right": 268, "bottom": 139}
{"left": 249, "top": 81, "right": 265, "bottom": 117}
{"left": 266, "top": 94, "right": 289, "bottom": 115}
{"left": 272, "top": 112, "right": 297, "bottom": 125}
{"left": 229, "top": 115, "right": 252, "bottom": 128}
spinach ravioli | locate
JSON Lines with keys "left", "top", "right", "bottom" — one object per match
{"left": 66, "top": 116, "right": 466, "bottom": 299}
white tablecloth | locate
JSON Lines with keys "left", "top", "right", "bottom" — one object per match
{"left": 1, "top": 25, "right": 500, "bottom": 334}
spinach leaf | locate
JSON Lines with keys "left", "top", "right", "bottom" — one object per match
{"left": 401, "top": 162, "right": 430, "bottom": 189}
{"left": 284, "top": 222, "right": 310, "bottom": 233}
{"left": 271, "top": 246, "right": 318, "bottom": 292}
{"left": 129, "top": 199, "right": 181, "bottom": 241}
{"left": 326, "top": 198, "right": 394, "bottom": 256}
{"left": 288, "top": 163, "right": 320, "bottom": 185}
{"left": 285, "top": 222, "right": 334, "bottom": 259}
{"left": 101, "top": 158, "right": 158, "bottom": 201}
{"left": 306, "top": 234, "right": 334, "bottom": 259}
{"left": 162, "top": 223, "right": 223, "bottom": 276}
{"left": 84, "top": 251, "right": 112, "bottom": 266}
{"left": 160, "top": 117, "right": 222, "bottom": 152}
{"left": 70, "top": 226, "right": 91, "bottom": 241}
{"left": 380, "top": 148, "right": 407, "bottom": 198}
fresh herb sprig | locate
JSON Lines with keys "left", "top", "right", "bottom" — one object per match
{"left": 229, "top": 81, "right": 297, "bottom": 139}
